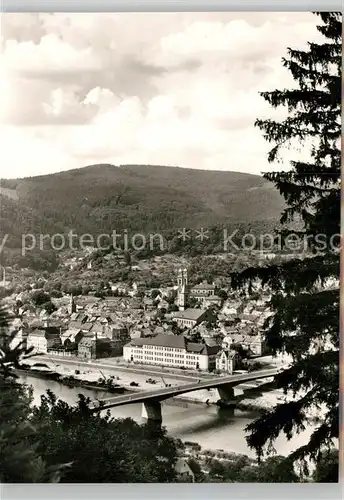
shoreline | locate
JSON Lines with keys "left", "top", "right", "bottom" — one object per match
{"left": 20, "top": 355, "right": 324, "bottom": 423}
{"left": 16, "top": 365, "right": 270, "bottom": 468}
{"left": 15, "top": 367, "right": 127, "bottom": 394}
{"left": 17, "top": 359, "right": 272, "bottom": 412}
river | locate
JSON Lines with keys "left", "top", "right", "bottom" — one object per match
{"left": 19, "top": 374, "right": 315, "bottom": 458}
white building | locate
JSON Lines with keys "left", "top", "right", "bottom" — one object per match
{"left": 123, "top": 334, "right": 219, "bottom": 371}
{"left": 27, "top": 328, "right": 61, "bottom": 354}
{"left": 215, "top": 349, "right": 237, "bottom": 374}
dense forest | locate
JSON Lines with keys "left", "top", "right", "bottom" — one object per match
{"left": 0, "top": 163, "right": 284, "bottom": 243}
{"left": 0, "top": 164, "right": 288, "bottom": 270}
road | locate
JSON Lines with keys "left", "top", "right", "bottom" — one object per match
{"left": 94, "top": 368, "right": 279, "bottom": 410}
{"left": 31, "top": 355, "right": 208, "bottom": 382}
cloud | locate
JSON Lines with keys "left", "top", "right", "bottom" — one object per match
{"left": 3, "top": 34, "right": 101, "bottom": 75}
{"left": 0, "top": 12, "right": 322, "bottom": 178}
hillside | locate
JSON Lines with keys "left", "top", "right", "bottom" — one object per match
{"left": 0, "top": 164, "right": 285, "bottom": 250}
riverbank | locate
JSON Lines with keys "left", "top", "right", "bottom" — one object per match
{"left": 19, "top": 372, "right": 319, "bottom": 459}
{"left": 15, "top": 366, "right": 127, "bottom": 394}
{"left": 19, "top": 355, "right": 285, "bottom": 411}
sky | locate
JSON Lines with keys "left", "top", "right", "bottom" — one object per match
{"left": 0, "top": 12, "right": 322, "bottom": 179}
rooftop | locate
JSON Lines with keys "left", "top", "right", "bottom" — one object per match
{"left": 127, "top": 334, "right": 220, "bottom": 356}
{"left": 190, "top": 283, "right": 215, "bottom": 290}
{"left": 129, "top": 334, "right": 186, "bottom": 349}
{"left": 29, "top": 327, "right": 61, "bottom": 338}
{"left": 173, "top": 308, "right": 207, "bottom": 321}
{"left": 60, "top": 328, "right": 82, "bottom": 338}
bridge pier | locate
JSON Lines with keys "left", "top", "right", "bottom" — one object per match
{"left": 217, "top": 385, "right": 235, "bottom": 401}
{"left": 141, "top": 400, "right": 162, "bottom": 425}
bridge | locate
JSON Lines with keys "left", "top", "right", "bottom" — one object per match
{"left": 91, "top": 368, "right": 280, "bottom": 424}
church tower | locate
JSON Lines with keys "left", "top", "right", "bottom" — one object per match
{"left": 177, "top": 267, "right": 189, "bottom": 311}
{"left": 177, "top": 267, "right": 188, "bottom": 287}
{"left": 177, "top": 282, "right": 187, "bottom": 311}
{"left": 68, "top": 293, "right": 76, "bottom": 315}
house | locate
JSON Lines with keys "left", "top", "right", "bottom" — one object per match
{"left": 140, "top": 327, "right": 154, "bottom": 338}
{"left": 75, "top": 296, "right": 101, "bottom": 309}
{"left": 215, "top": 349, "right": 238, "bottom": 374}
{"left": 159, "top": 287, "right": 176, "bottom": 300}
{"left": 143, "top": 298, "right": 155, "bottom": 311}
{"left": 68, "top": 320, "right": 93, "bottom": 333}
{"left": 108, "top": 339, "right": 126, "bottom": 356}
{"left": 157, "top": 299, "right": 169, "bottom": 310}
{"left": 110, "top": 322, "right": 129, "bottom": 340}
{"left": 60, "top": 328, "right": 84, "bottom": 348}
{"left": 239, "top": 313, "right": 258, "bottom": 324}
{"left": 77, "top": 336, "right": 116, "bottom": 359}
{"left": 224, "top": 332, "right": 267, "bottom": 357}
{"left": 203, "top": 295, "right": 222, "bottom": 307}
{"left": 70, "top": 312, "right": 88, "bottom": 323}
{"left": 248, "top": 333, "right": 268, "bottom": 356}
{"left": 221, "top": 300, "right": 244, "bottom": 315}
{"left": 175, "top": 458, "right": 195, "bottom": 482}
{"left": 153, "top": 326, "right": 165, "bottom": 336}
{"left": 123, "top": 334, "right": 220, "bottom": 371}
{"left": 132, "top": 281, "right": 146, "bottom": 293}
{"left": 89, "top": 322, "right": 111, "bottom": 338}
{"left": 89, "top": 321, "right": 129, "bottom": 345}
{"left": 77, "top": 336, "right": 96, "bottom": 359}
{"left": 109, "top": 282, "right": 129, "bottom": 295}
{"left": 130, "top": 327, "right": 142, "bottom": 339}
{"left": 27, "top": 327, "right": 61, "bottom": 354}
{"left": 172, "top": 309, "right": 214, "bottom": 329}
{"left": 99, "top": 315, "right": 113, "bottom": 324}
{"left": 189, "top": 282, "right": 216, "bottom": 297}
{"left": 102, "top": 297, "right": 123, "bottom": 312}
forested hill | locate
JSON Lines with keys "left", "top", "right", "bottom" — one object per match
{"left": 1, "top": 163, "right": 285, "bottom": 245}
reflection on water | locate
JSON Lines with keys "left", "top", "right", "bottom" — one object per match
{"left": 20, "top": 374, "right": 314, "bottom": 457}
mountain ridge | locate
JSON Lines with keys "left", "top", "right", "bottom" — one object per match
{"left": 0, "top": 164, "right": 285, "bottom": 251}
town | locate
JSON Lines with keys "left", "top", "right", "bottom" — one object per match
{"left": 1, "top": 263, "right": 273, "bottom": 377}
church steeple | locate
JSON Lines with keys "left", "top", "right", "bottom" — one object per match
{"left": 68, "top": 293, "right": 76, "bottom": 314}
{"left": 177, "top": 267, "right": 189, "bottom": 311}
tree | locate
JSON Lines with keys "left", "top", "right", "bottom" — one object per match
{"left": 312, "top": 448, "right": 339, "bottom": 482}
{"left": 188, "top": 297, "right": 200, "bottom": 308}
{"left": 43, "top": 300, "right": 56, "bottom": 315}
{"left": 217, "top": 289, "right": 228, "bottom": 302}
{"left": 187, "top": 457, "right": 205, "bottom": 482}
{"left": 231, "top": 13, "right": 341, "bottom": 472}
{"left": 171, "top": 323, "right": 183, "bottom": 335}
{"left": 0, "top": 305, "right": 66, "bottom": 482}
{"left": 30, "top": 391, "right": 179, "bottom": 483}
{"left": 250, "top": 456, "right": 300, "bottom": 483}
{"left": 189, "top": 332, "right": 202, "bottom": 343}
{"left": 31, "top": 290, "right": 50, "bottom": 307}
{"left": 209, "top": 455, "right": 300, "bottom": 483}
